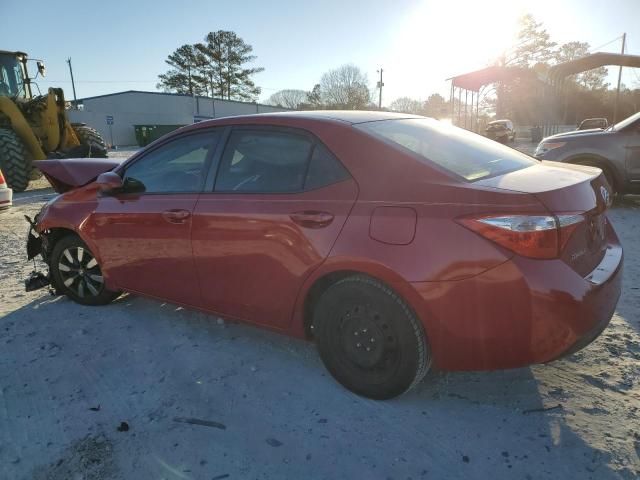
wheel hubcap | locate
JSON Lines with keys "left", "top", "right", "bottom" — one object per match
{"left": 58, "top": 246, "right": 104, "bottom": 298}
{"left": 340, "top": 306, "right": 394, "bottom": 369}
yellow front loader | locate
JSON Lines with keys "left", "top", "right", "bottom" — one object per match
{"left": 0, "top": 50, "right": 107, "bottom": 192}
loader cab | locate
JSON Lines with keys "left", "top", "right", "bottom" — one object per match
{"left": 0, "top": 51, "right": 32, "bottom": 99}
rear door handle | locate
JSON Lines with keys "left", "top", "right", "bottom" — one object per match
{"left": 289, "top": 211, "right": 334, "bottom": 228}
{"left": 162, "top": 209, "right": 191, "bottom": 224}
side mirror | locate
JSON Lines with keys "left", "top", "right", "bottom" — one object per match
{"left": 36, "top": 61, "right": 46, "bottom": 77}
{"left": 96, "top": 172, "right": 123, "bottom": 192}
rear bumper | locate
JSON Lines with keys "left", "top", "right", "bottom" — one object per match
{"left": 0, "top": 187, "right": 12, "bottom": 210}
{"left": 411, "top": 231, "right": 623, "bottom": 371}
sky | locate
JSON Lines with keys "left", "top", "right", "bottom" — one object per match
{"left": 3, "top": 0, "right": 640, "bottom": 106}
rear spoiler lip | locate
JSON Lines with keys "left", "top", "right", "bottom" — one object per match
{"left": 36, "top": 157, "right": 124, "bottom": 193}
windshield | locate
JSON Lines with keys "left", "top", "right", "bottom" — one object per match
{"left": 0, "top": 53, "right": 25, "bottom": 97}
{"left": 356, "top": 118, "right": 536, "bottom": 181}
{"left": 612, "top": 111, "right": 640, "bottom": 131}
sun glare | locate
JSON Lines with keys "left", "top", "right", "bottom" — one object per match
{"left": 384, "top": 0, "right": 526, "bottom": 99}
{"left": 408, "top": 0, "right": 523, "bottom": 66}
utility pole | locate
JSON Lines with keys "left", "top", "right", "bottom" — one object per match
{"left": 66, "top": 58, "right": 78, "bottom": 108}
{"left": 613, "top": 33, "right": 626, "bottom": 123}
{"left": 377, "top": 68, "right": 384, "bottom": 109}
{"left": 209, "top": 71, "right": 216, "bottom": 118}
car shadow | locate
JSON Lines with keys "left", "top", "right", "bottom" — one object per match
{"left": 1, "top": 293, "right": 635, "bottom": 480}
{"left": 608, "top": 200, "right": 640, "bottom": 335}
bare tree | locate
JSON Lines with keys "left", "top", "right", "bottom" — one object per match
{"left": 319, "top": 64, "right": 370, "bottom": 109}
{"left": 267, "top": 89, "right": 307, "bottom": 109}
{"left": 389, "top": 97, "right": 423, "bottom": 114}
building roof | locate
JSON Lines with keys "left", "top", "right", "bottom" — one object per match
{"left": 448, "top": 66, "right": 540, "bottom": 91}
{"left": 548, "top": 52, "right": 640, "bottom": 80}
{"left": 76, "top": 89, "right": 292, "bottom": 110}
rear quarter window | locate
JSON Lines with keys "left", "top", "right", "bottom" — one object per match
{"left": 356, "top": 118, "right": 535, "bottom": 181}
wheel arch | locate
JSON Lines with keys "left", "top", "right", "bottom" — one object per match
{"left": 291, "top": 258, "right": 431, "bottom": 341}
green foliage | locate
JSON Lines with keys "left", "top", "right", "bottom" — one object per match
{"left": 508, "top": 14, "right": 557, "bottom": 67}
{"left": 158, "top": 31, "right": 264, "bottom": 101}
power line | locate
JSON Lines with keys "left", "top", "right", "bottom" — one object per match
{"left": 589, "top": 35, "right": 625, "bottom": 53}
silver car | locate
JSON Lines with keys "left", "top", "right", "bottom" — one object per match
{"left": 535, "top": 111, "right": 640, "bottom": 195}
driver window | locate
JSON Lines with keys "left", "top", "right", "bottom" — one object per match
{"left": 123, "top": 131, "right": 218, "bottom": 193}
{"left": 215, "top": 130, "right": 313, "bottom": 193}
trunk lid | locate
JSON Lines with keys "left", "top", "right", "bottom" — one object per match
{"left": 475, "top": 161, "right": 612, "bottom": 276}
{"left": 36, "top": 158, "right": 123, "bottom": 193}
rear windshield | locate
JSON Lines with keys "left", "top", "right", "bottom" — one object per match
{"left": 356, "top": 118, "right": 536, "bottom": 181}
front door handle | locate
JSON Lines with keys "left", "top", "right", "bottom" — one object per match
{"left": 162, "top": 209, "right": 191, "bottom": 224}
{"left": 289, "top": 211, "right": 334, "bottom": 229}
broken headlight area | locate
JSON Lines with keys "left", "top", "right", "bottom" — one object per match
{"left": 24, "top": 214, "right": 54, "bottom": 293}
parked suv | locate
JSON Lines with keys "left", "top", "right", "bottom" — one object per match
{"left": 486, "top": 119, "right": 515, "bottom": 143}
{"left": 535, "top": 111, "right": 640, "bottom": 194}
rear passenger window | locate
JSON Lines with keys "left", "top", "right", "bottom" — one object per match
{"left": 215, "top": 130, "right": 313, "bottom": 193}
{"left": 304, "top": 143, "right": 350, "bottom": 190}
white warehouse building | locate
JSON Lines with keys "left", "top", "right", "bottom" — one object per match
{"left": 67, "top": 90, "right": 291, "bottom": 147}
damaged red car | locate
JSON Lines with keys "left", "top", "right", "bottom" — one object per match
{"left": 26, "top": 111, "right": 623, "bottom": 399}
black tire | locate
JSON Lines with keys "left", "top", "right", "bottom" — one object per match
{"left": 50, "top": 235, "right": 120, "bottom": 306}
{"left": 313, "top": 275, "right": 431, "bottom": 399}
{"left": 72, "top": 125, "right": 108, "bottom": 157}
{"left": 0, "top": 128, "right": 31, "bottom": 192}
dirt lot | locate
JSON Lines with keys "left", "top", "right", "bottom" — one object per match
{"left": 1, "top": 148, "right": 639, "bottom": 479}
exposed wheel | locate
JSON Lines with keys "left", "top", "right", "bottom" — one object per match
{"left": 72, "top": 125, "right": 108, "bottom": 157}
{"left": 0, "top": 128, "right": 31, "bottom": 192}
{"left": 50, "top": 235, "right": 120, "bottom": 306}
{"left": 313, "top": 275, "right": 431, "bottom": 399}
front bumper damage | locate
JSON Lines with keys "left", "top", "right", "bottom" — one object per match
{"left": 24, "top": 214, "right": 52, "bottom": 293}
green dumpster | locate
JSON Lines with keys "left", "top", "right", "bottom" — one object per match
{"left": 134, "top": 125, "right": 186, "bottom": 147}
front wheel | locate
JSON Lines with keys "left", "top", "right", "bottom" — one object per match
{"left": 0, "top": 128, "right": 31, "bottom": 192}
{"left": 50, "top": 235, "right": 120, "bottom": 306}
{"left": 72, "top": 125, "right": 108, "bottom": 157}
{"left": 313, "top": 275, "right": 431, "bottom": 399}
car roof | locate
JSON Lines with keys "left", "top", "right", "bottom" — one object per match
{"left": 188, "top": 110, "right": 424, "bottom": 128}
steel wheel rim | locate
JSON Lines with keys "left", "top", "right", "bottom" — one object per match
{"left": 58, "top": 246, "right": 104, "bottom": 298}
{"left": 336, "top": 305, "right": 400, "bottom": 374}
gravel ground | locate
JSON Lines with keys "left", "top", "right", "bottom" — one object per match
{"left": 0, "top": 147, "right": 639, "bottom": 479}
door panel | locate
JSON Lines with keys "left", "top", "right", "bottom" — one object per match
{"left": 624, "top": 131, "right": 640, "bottom": 181}
{"left": 192, "top": 180, "right": 358, "bottom": 328}
{"left": 84, "top": 129, "right": 221, "bottom": 306}
{"left": 88, "top": 194, "right": 202, "bottom": 306}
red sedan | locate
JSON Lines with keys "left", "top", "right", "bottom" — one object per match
{"left": 27, "top": 111, "right": 623, "bottom": 399}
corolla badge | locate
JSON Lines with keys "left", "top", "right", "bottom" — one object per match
{"left": 600, "top": 185, "right": 611, "bottom": 207}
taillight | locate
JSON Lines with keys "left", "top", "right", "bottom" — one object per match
{"left": 457, "top": 214, "right": 584, "bottom": 259}
{"left": 0, "top": 170, "right": 5, "bottom": 186}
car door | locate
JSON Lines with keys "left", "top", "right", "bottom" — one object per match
{"left": 87, "top": 129, "right": 221, "bottom": 306}
{"left": 192, "top": 127, "right": 358, "bottom": 329}
{"left": 624, "top": 124, "right": 640, "bottom": 182}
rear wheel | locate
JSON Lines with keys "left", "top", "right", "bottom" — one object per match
{"left": 50, "top": 235, "right": 120, "bottom": 306}
{"left": 0, "top": 128, "right": 31, "bottom": 192}
{"left": 72, "top": 125, "right": 108, "bottom": 157}
{"left": 313, "top": 275, "right": 431, "bottom": 399}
